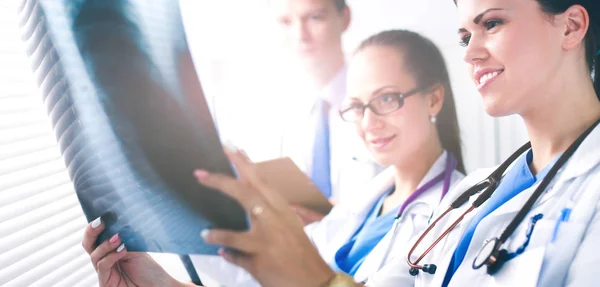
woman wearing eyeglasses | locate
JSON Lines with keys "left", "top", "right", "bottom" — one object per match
{"left": 81, "top": 29, "right": 465, "bottom": 287}
{"left": 82, "top": 0, "right": 600, "bottom": 286}
{"left": 195, "top": 29, "right": 467, "bottom": 286}
{"left": 298, "top": 29, "right": 466, "bottom": 285}
{"left": 190, "top": 0, "right": 600, "bottom": 286}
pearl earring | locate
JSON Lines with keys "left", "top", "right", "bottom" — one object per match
{"left": 430, "top": 115, "right": 437, "bottom": 123}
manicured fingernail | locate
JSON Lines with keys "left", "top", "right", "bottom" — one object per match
{"left": 200, "top": 229, "right": 210, "bottom": 240}
{"left": 91, "top": 217, "right": 101, "bottom": 229}
{"left": 116, "top": 243, "right": 125, "bottom": 252}
{"left": 194, "top": 169, "right": 209, "bottom": 179}
{"left": 109, "top": 233, "right": 120, "bottom": 244}
{"left": 218, "top": 248, "right": 228, "bottom": 257}
{"left": 218, "top": 248, "right": 233, "bottom": 262}
{"left": 223, "top": 141, "right": 238, "bottom": 153}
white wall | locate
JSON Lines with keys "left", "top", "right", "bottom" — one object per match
{"left": 342, "top": 0, "right": 530, "bottom": 171}
{"left": 180, "top": 0, "right": 530, "bottom": 172}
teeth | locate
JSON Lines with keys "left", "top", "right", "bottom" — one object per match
{"left": 479, "top": 71, "right": 499, "bottom": 84}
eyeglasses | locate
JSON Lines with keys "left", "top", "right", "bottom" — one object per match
{"left": 338, "top": 86, "right": 430, "bottom": 122}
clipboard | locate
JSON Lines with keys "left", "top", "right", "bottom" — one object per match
{"left": 255, "top": 157, "right": 333, "bottom": 215}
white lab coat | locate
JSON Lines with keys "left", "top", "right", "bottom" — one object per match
{"left": 371, "top": 125, "right": 600, "bottom": 287}
{"left": 190, "top": 151, "right": 462, "bottom": 287}
{"left": 306, "top": 150, "right": 464, "bottom": 284}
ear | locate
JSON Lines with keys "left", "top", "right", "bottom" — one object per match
{"left": 561, "top": 5, "right": 590, "bottom": 52}
{"left": 428, "top": 84, "right": 445, "bottom": 118}
{"left": 341, "top": 6, "right": 351, "bottom": 32}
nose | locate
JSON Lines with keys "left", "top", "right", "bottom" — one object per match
{"left": 463, "top": 34, "right": 488, "bottom": 65}
{"left": 293, "top": 19, "right": 311, "bottom": 44}
{"left": 361, "top": 107, "right": 383, "bottom": 132}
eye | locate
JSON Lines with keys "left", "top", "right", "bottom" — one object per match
{"left": 459, "top": 34, "right": 471, "bottom": 47}
{"left": 483, "top": 19, "right": 503, "bottom": 30}
{"left": 381, "top": 94, "right": 396, "bottom": 103}
{"left": 309, "top": 14, "right": 324, "bottom": 21}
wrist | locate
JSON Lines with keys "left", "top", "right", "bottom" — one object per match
{"left": 320, "top": 272, "right": 356, "bottom": 287}
{"left": 317, "top": 268, "right": 337, "bottom": 287}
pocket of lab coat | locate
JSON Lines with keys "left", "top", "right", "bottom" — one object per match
{"left": 539, "top": 219, "right": 586, "bottom": 287}
{"left": 489, "top": 246, "right": 545, "bottom": 287}
{"left": 487, "top": 218, "right": 553, "bottom": 287}
{"left": 489, "top": 218, "right": 585, "bottom": 287}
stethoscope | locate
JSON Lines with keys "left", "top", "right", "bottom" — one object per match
{"left": 375, "top": 152, "right": 458, "bottom": 271}
{"left": 406, "top": 118, "right": 600, "bottom": 276}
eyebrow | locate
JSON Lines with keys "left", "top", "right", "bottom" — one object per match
{"left": 457, "top": 8, "right": 505, "bottom": 34}
{"left": 371, "top": 86, "right": 399, "bottom": 96}
{"left": 306, "top": 8, "right": 328, "bottom": 15}
{"left": 348, "top": 86, "right": 398, "bottom": 102}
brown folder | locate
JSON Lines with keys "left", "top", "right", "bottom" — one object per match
{"left": 255, "top": 157, "right": 333, "bottom": 215}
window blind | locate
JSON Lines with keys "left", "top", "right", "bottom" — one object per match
{"left": 0, "top": 0, "right": 99, "bottom": 285}
{"left": 0, "top": 0, "right": 193, "bottom": 286}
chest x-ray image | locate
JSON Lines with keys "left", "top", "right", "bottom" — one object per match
{"left": 19, "top": 0, "right": 248, "bottom": 255}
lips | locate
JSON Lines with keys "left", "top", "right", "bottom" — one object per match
{"left": 474, "top": 68, "right": 504, "bottom": 90}
{"left": 368, "top": 135, "right": 396, "bottom": 150}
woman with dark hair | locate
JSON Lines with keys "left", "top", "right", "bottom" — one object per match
{"left": 82, "top": 0, "right": 600, "bottom": 286}
{"left": 81, "top": 28, "right": 466, "bottom": 286}
{"left": 192, "top": 0, "right": 600, "bottom": 286}
{"left": 302, "top": 28, "right": 465, "bottom": 283}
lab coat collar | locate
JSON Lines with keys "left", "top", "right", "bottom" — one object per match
{"left": 347, "top": 150, "right": 451, "bottom": 218}
{"left": 558, "top": 123, "right": 600, "bottom": 181}
{"left": 482, "top": 124, "right": 600, "bottom": 218}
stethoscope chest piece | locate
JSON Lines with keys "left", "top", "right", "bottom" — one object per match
{"left": 472, "top": 237, "right": 507, "bottom": 275}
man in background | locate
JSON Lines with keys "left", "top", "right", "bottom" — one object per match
{"left": 269, "top": 0, "right": 381, "bottom": 214}
{"left": 191, "top": 0, "right": 381, "bottom": 218}
{"left": 188, "top": 1, "right": 381, "bottom": 285}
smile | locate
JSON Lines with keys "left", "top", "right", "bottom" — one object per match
{"left": 476, "top": 69, "right": 504, "bottom": 90}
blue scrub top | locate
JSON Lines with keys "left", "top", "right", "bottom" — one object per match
{"left": 334, "top": 187, "right": 398, "bottom": 275}
{"left": 442, "top": 150, "right": 560, "bottom": 286}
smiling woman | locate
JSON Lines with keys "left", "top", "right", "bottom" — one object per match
{"left": 79, "top": 27, "right": 467, "bottom": 287}
{"left": 193, "top": 1, "right": 600, "bottom": 286}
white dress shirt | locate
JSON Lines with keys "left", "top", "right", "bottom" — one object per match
{"left": 210, "top": 64, "right": 382, "bottom": 204}
{"left": 279, "top": 65, "right": 382, "bottom": 203}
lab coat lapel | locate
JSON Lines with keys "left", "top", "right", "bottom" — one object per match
{"left": 352, "top": 221, "right": 401, "bottom": 281}
{"left": 487, "top": 124, "right": 600, "bottom": 219}
{"left": 560, "top": 123, "right": 600, "bottom": 180}
{"left": 535, "top": 124, "right": 600, "bottom": 205}
{"left": 353, "top": 153, "right": 453, "bottom": 281}
{"left": 345, "top": 167, "right": 396, "bottom": 218}
{"left": 411, "top": 169, "right": 492, "bottom": 286}
{"left": 323, "top": 167, "right": 396, "bottom": 265}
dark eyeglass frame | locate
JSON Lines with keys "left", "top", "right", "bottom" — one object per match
{"left": 338, "top": 85, "right": 432, "bottom": 122}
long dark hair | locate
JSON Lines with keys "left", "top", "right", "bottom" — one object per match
{"left": 536, "top": 0, "right": 600, "bottom": 100}
{"left": 355, "top": 30, "right": 466, "bottom": 174}
{"left": 453, "top": 0, "right": 600, "bottom": 100}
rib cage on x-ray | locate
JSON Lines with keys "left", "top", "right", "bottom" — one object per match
{"left": 18, "top": 0, "right": 248, "bottom": 255}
